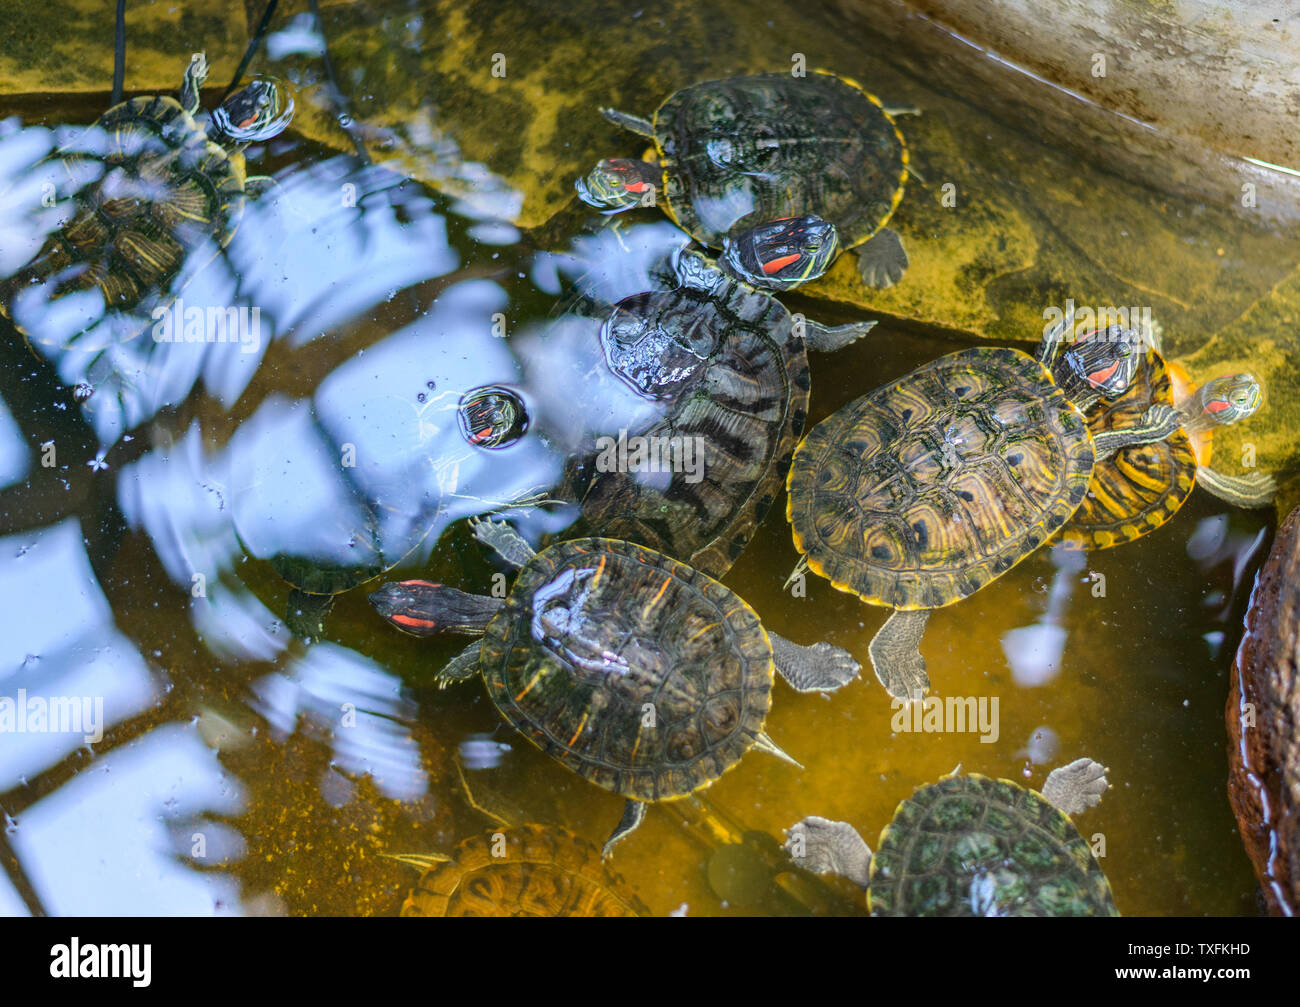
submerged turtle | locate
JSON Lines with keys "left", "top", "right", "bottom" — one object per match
{"left": 785, "top": 329, "right": 1151, "bottom": 698}
{"left": 391, "top": 825, "right": 649, "bottom": 917}
{"left": 785, "top": 757, "right": 1117, "bottom": 916}
{"left": 556, "top": 243, "right": 874, "bottom": 576}
{"left": 0, "top": 52, "right": 293, "bottom": 348}
{"left": 370, "top": 518, "right": 860, "bottom": 855}
{"left": 578, "top": 71, "right": 913, "bottom": 291}
{"left": 1055, "top": 350, "right": 1272, "bottom": 550}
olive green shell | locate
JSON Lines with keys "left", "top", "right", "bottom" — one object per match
{"left": 652, "top": 70, "right": 907, "bottom": 250}
{"left": 564, "top": 260, "right": 809, "bottom": 577}
{"left": 868, "top": 774, "right": 1118, "bottom": 917}
{"left": 786, "top": 347, "right": 1095, "bottom": 609}
{"left": 401, "top": 826, "right": 648, "bottom": 917}
{"left": 1, "top": 95, "right": 246, "bottom": 343}
{"left": 480, "top": 538, "right": 774, "bottom": 800}
{"left": 1060, "top": 350, "right": 1197, "bottom": 550}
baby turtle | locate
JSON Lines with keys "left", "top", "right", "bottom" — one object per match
{"left": 785, "top": 758, "right": 1117, "bottom": 916}
{"left": 785, "top": 329, "right": 1149, "bottom": 698}
{"left": 1, "top": 52, "right": 293, "bottom": 348}
{"left": 579, "top": 71, "right": 913, "bottom": 290}
{"left": 1058, "top": 350, "right": 1272, "bottom": 550}
{"left": 392, "top": 825, "right": 649, "bottom": 917}
{"left": 370, "top": 519, "right": 860, "bottom": 856}
{"left": 558, "top": 243, "right": 874, "bottom": 576}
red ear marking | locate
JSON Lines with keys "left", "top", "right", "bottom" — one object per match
{"left": 238, "top": 115, "right": 258, "bottom": 128}
{"left": 1087, "top": 361, "right": 1119, "bottom": 386}
{"left": 1206, "top": 399, "right": 1231, "bottom": 413}
{"left": 391, "top": 614, "right": 439, "bottom": 630}
{"left": 762, "top": 253, "right": 801, "bottom": 275}
{"left": 623, "top": 181, "right": 649, "bottom": 193}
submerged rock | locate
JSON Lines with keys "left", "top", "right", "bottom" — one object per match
{"left": 1227, "top": 505, "right": 1300, "bottom": 916}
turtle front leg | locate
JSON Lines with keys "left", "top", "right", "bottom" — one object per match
{"left": 1196, "top": 467, "right": 1277, "bottom": 508}
{"left": 855, "top": 228, "right": 909, "bottom": 289}
{"left": 868, "top": 608, "right": 931, "bottom": 699}
{"left": 769, "top": 632, "right": 860, "bottom": 693}
{"left": 602, "top": 799, "right": 647, "bottom": 858}
{"left": 600, "top": 107, "right": 655, "bottom": 138}
{"left": 436, "top": 639, "right": 486, "bottom": 689}
{"left": 801, "top": 317, "right": 878, "bottom": 353}
{"left": 469, "top": 516, "right": 536, "bottom": 569}
{"left": 1091, "top": 403, "right": 1183, "bottom": 461}
{"left": 180, "top": 52, "right": 209, "bottom": 116}
{"left": 368, "top": 580, "right": 503, "bottom": 635}
{"left": 784, "top": 816, "right": 873, "bottom": 888}
{"left": 1041, "top": 757, "right": 1109, "bottom": 816}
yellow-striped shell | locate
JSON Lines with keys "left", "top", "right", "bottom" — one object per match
{"left": 1060, "top": 350, "right": 1198, "bottom": 550}
{"left": 786, "top": 347, "right": 1094, "bottom": 608}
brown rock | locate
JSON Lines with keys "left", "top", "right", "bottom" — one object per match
{"left": 1227, "top": 505, "right": 1300, "bottom": 915}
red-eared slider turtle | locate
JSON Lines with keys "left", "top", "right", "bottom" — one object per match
{"left": 1035, "top": 324, "right": 1274, "bottom": 550}
{"left": 578, "top": 71, "right": 913, "bottom": 291}
{"left": 556, "top": 244, "right": 874, "bottom": 576}
{"left": 392, "top": 825, "right": 649, "bottom": 917}
{"left": 785, "top": 758, "right": 1117, "bottom": 916}
{"left": 785, "top": 329, "right": 1150, "bottom": 699}
{"left": 369, "top": 518, "right": 860, "bottom": 855}
{"left": 1061, "top": 357, "right": 1271, "bottom": 550}
{"left": 0, "top": 52, "right": 293, "bottom": 348}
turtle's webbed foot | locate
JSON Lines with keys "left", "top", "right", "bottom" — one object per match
{"left": 869, "top": 608, "right": 931, "bottom": 699}
{"left": 784, "top": 816, "right": 872, "bottom": 888}
{"left": 856, "top": 228, "right": 908, "bottom": 289}
{"left": 802, "top": 318, "right": 878, "bottom": 353}
{"left": 1042, "top": 757, "right": 1110, "bottom": 817}
{"left": 769, "top": 633, "right": 860, "bottom": 693}
{"left": 469, "top": 516, "right": 537, "bottom": 569}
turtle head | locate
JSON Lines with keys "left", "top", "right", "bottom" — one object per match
{"left": 1192, "top": 373, "right": 1262, "bottom": 426}
{"left": 1055, "top": 324, "right": 1142, "bottom": 402}
{"left": 576, "top": 159, "right": 660, "bottom": 211}
{"left": 211, "top": 76, "right": 295, "bottom": 144}
{"left": 457, "top": 385, "right": 529, "bottom": 449}
{"left": 722, "top": 215, "right": 840, "bottom": 290}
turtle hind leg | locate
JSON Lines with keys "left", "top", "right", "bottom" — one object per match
{"left": 768, "top": 632, "right": 860, "bottom": 693}
{"left": 784, "top": 816, "right": 873, "bottom": 888}
{"left": 752, "top": 731, "right": 803, "bottom": 769}
{"left": 868, "top": 608, "right": 931, "bottom": 699}
{"left": 1196, "top": 468, "right": 1276, "bottom": 508}
{"left": 368, "top": 580, "right": 502, "bottom": 636}
{"left": 469, "top": 516, "right": 536, "bottom": 569}
{"left": 600, "top": 107, "right": 655, "bottom": 138}
{"left": 802, "top": 318, "right": 878, "bottom": 353}
{"left": 855, "top": 228, "right": 909, "bottom": 289}
{"left": 602, "top": 800, "right": 647, "bottom": 858}
{"left": 1042, "top": 758, "right": 1109, "bottom": 816}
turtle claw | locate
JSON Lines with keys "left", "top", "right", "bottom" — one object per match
{"left": 856, "top": 228, "right": 909, "bottom": 289}
{"left": 468, "top": 516, "right": 536, "bottom": 569}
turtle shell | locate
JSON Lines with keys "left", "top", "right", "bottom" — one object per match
{"left": 786, "top": 346, "right": 1094, "bottom": 608}
{"left": 563, "top": 262, "right": 809, "bottom": 576}
{"left": 401, "top": 826, "right": 648, "bottom": 917}
{"left": 480, "top": 538, "right": 774, "bottom": 800}
{"left": 1, "top": 94, "right": 246, "bottom": 341}
{"left": 652, "top": 71, "right": 907, "bottom": 250}
{"left": 1060, "top": 350, "right": 1198, "bottom": 550}
{"left": 868, "top": 774, "right": 1118, "bottom": 917}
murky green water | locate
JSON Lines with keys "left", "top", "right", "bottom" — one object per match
{"left": 0, "top": 1, "right": 1282, "bottom": 915}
